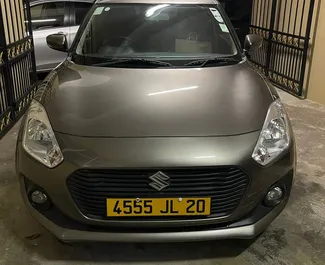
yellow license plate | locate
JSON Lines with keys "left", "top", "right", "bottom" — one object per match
{"left": 107, "top": 198, "right": 211, "bottom": 217}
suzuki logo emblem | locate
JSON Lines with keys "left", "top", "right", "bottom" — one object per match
{"left": 149, "top": 171, "right": 170, "bottom": 191}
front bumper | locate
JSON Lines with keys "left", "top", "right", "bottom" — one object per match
{"left": 20, "top": 174, "right": 289, "bottom": 242}
{"left": 16, "top": 128, "right": 296, "bottom": 242}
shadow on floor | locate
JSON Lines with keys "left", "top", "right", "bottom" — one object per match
{"left": 25, "top": 235, "right": 258, "bottom": 262}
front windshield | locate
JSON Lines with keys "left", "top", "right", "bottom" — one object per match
{"left": 73, "top": 3, "right": 240, "bottom": 66}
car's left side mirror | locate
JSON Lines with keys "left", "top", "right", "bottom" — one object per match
{"left": 244, "top": 34, "right": 263, "bottom": 52}
{"left": 46, "top": 33, "right": 68, "bottom": 52}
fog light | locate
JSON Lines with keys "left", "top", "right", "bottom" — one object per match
{"left": 265, "top": 186, "right": 284, "bottom": 206}
{"left": 31, "top": 191, "right": 48, "bottom": 204}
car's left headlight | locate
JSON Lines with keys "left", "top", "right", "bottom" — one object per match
{"left": 252, "top": 99, "right": 291, "bottom": 166}
{"left": 22, "top": 100, "right": 63, "bottom": 168}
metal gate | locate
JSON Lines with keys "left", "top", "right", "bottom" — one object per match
{"left": 249, "top": 0, "right": 316, "bottom": 98}
{"left": 0, "top": 0, "right": 37, "bottom": 139}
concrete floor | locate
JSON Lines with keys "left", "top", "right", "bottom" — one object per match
{"left": 1, "top": 91, "right": 325, "bottom": 265}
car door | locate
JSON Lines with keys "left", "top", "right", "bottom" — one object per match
{"left": 67, "top": 1, "right": 93, "bottom": 45}
{"left": 31, "top": 1, "right": 70, "bottom": 72}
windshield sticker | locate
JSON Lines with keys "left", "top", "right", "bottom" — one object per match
{"left": 209, "top": 8, "right": 224, "bottom": 23}
{"left": 219, "top": 23, "right": 229, "bottom": 33}
{"left": 105, "top": 7, "right": 111, "bottom": 12}
{"left": 93, "top": 7, "right": 104, "bottom": 15}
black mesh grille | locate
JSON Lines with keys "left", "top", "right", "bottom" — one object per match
{"left": 67, "top": 167, "right": 250, "bottom": 220}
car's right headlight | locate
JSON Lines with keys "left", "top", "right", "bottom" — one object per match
{"left": 252, "top": 99, "right": 291, "bottom": 166}
{"left": 22, "top": 100, "right": 63, "bottom": 168}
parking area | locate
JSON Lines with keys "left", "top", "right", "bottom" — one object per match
{"left": 0, "top": 90, "right": 324, "bottom": 265}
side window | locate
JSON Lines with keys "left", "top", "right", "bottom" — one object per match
{"left": 75, "top": 2, "right": 92, "bottom": 25}
{"left": 31, "top": 2, "right": 65, "bottom": 30}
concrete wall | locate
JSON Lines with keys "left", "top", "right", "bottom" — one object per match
{"left": 306, "top": 0, "right": 325, "bottom": 104}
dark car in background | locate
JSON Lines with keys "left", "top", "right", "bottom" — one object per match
{"left": 16, "top": 0, "right": 296, "bottom": 243}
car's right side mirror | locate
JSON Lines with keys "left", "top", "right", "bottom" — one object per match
{"left": 46, "top": 33, "right": 68, "bottom": 52}
{"left": 244, "top": 34, "right": 263, "bottom": 52}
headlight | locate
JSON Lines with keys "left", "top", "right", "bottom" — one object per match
{"left": 252, "top": 99, "right": 291, "bottom": 166}
{"left": 22, "top": 100, "right": 63, "bottom": 168}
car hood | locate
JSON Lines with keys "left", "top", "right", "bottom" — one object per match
{"left": 39, "top": 60, "right": 273, "bottom": 137}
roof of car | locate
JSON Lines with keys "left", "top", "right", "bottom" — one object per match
{"left": 96, "top": 0, "right": 218, "bottom": 4}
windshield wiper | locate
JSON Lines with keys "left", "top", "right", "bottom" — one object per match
{"left": 93, "top": 58, "right": 174, "bottom": 67}
{"left": 185, "top": 57, "right": 241, "bottom": 67}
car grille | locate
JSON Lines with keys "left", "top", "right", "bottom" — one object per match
{"left": 67, "top": 167, "right": 250, "bottom": 220}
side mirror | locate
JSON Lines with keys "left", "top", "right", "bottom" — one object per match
{"left": 244, "top": 34, "right": 263, "bottom": 52}
{"left": 46, "top": 33, "right": 68, "bottom": 52}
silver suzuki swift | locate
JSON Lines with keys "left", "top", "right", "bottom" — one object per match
{"left": 16, "top": 0, "right": 296, "bottom": 243}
